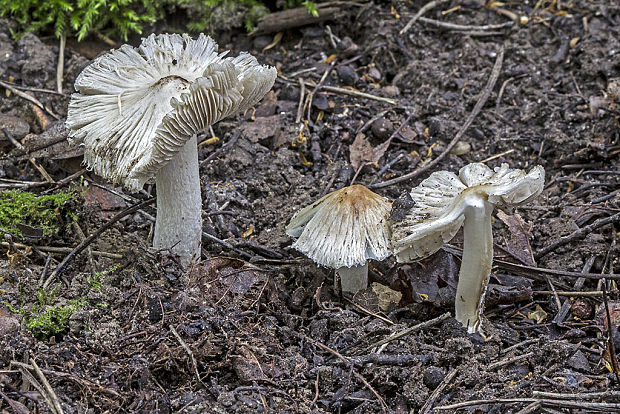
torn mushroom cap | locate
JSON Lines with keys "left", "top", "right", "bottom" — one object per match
{"left": 286, "top": 185, "right": 392, "bottom": 269}
{"left": 66, "top": 33, "right": 277, "bottom": 191}
{"left": 391, "top": 163, "right": 544, "bottom": 262}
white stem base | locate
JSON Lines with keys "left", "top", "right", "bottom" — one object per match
{"left": 336, "top": 263, "right": 369, "bottom": 295}
{"left": 455, "top": 196, "right": 493, "bottom": 334}
{"left": 154, "top": 135, "right": 202, "bottom": 266}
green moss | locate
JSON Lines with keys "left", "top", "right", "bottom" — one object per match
{"left": 6, "top": 265, "right": 118, "bottom": 341}
{"left": 0, "top": 0, "right": 319, "bottom": 41}
{"left": 25, "top": 297, "right": 86, "bottom": 340}
{"left": 0, "top": 189, "right": 77, "bottom": 240}
{"left": 0, "top": 0, "right": 156, "bottom": 41}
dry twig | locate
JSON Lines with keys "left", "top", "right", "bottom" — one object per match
{"left": 43, "top": 197, "right": 156, "bottom": 289}
{"left": 370, "top": 45, "right": 505, "bottom": 189}
{"left": 0, "top": 80, "right": 60, "bottom": 120}
{"left": 399, "top": 0, "right": 451, "bottom": 35}
{"left": 349, "top": 312, "right": 451, "bottom": 355}
{"left": 535, "top": 212, "right": 620, "bottom": 259}
{"left": 419, "top": 367, "right": 458, "bottom": 413}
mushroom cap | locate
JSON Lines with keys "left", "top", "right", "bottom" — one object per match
{"left": 286, "top": 185, "right": 392, "bottom": 269}
{"left": 391, "top": 163, "right": 544, "bottom": 262}
{"left": 66, "top": 33, "right": 276, "bottom": 191}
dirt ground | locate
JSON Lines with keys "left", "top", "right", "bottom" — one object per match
{"left": 1, "top": 0, "right": 620, "bottom": 412}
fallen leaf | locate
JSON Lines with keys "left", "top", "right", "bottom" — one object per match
{"left": 242, "top": 224, "right": 254, "bottom": 238}
{"left": 396, "top": 250, "right": 458, "bottom": 307}
{"left": 350, "top": 132, "right": 373, "bottom": 170}
{"left": 254, "top": 90, "right": 277, "bottom": 117}
{"left": 528, "top": 304, "right": 547, "bottom": 324}
{"left": 371, "top": 282, "right": 402, "bottom": 312}
{"left": 185, "top": 257, "right": 269, "bottom": 309}
{"left": 497, "top": 211, "right": 536, "bottom": 266}
{"left": 82, "top": 184, "right": 127, "bottom": 218}
{"left": 241, "top": 114, "right": 285, "bottom": 144}
{"left": 349, "top": 132, "right": 390, "bottom": 170}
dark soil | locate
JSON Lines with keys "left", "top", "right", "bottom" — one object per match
{"left": 1, "top": 1, "right": 620, "bottom": 412}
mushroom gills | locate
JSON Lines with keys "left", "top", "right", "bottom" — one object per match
{"left": 395, "top": 224, "right": 463, "bottom": 263}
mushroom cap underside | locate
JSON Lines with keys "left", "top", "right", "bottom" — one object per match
{"left": 66, "top": 33, "right": 276, "bottom": 191}
{"left": 391, "top": 163, "right": 545, "bottom": 262}
{"left": 286, "top": 185, "right": 392, "bottom": 269}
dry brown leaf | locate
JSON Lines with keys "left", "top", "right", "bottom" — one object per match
{"left": 349, "top": 132, "right": 390, "bottom": 170}
{"left": 497, "top": 210, "right": 535, "bottom": 266}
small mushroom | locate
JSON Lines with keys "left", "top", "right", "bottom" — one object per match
{"left": 286, "top": 185, "right": 392, "bottom": 295}
{"left": 391, "top": 163, "right": 544, "bottom": 333}
{"left": 66, "top": 33, "right": 276, "bottom": 265}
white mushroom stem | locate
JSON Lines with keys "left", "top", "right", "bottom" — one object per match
{"left": 455, "top": 194, "right": 493, "bottom": 333}
{"left": 336, "top": 263, "right": 369, "bottom": 295}
{"left": 154, "top": 134, "right": 202, "bottom": 266}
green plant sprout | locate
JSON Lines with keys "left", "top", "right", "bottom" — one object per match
{"left": 88, "top": 264, "right": 119, "bottom": 293}
{"left": 0, "top": 0, "right": 156, "bottom": 41}
{"left": 25, "top": 297, "right": 86, "bottom": 340}
{"left": 0, "top": 189, "right": 77, "bottom": 241}
{"left": 6, "top": 264, "right": 119, "bottom": 340}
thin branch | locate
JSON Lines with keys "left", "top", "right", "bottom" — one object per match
{"left": 43, "top": 197, "right": 156, "bottom": 289}
{"left": 535, "top": 212, "right": 620, "bottom": 259}
{"left": 370, "top": 44, "right": 505, "bottom": 189}
{"left": 399, "top": 0, "right": 451, "bottom": 35}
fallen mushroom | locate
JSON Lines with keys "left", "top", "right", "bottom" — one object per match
{"left": 286, "top": 185, "right": 392, "bottom": 295}
{"left": 391, "top": 163, "right": 544, "bottom": 333}
{"left": 66, "top": 33, "right": 276, "bottom": 266}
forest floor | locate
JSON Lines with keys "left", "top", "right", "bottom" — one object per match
{"left": 1, "top": 0, "right": 620, "bottom": 412}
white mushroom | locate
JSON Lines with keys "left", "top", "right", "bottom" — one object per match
{"left": 286, "top": 185, "right": 392, "bottom": 295}
{"left": 391, "top": 163, "right": 544, "bottom": 333}
{"left": 66, "top": 33, "right": 276, "bottom": 266}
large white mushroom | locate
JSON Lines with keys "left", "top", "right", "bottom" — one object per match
{"left": 286, "top": 185, "right": 392, "bottom": 295}
{"left": 391, "top": 163, "right": 544, "bottom": 333}
{"left": 66, "top": 33, "right": 276, "bottom": 266}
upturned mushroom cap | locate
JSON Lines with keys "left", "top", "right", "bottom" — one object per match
{"left": 391, "top": 163, "right": 544, "bottom": 262}
{"left": 286, "top": 185, "right": 392, "bottom": 269}
{"left": 66, "top": 33, "right": 277, "bottom": 191}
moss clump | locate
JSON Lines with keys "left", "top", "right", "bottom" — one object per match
{"left": 6, "top": 265, "right": 117, "bottom": 341}
{"left": 0, "top": 0, "right": 156, "bottom": 41}
{"left": 25, "top": 297, "right": 86, "bottom": 341}
{"left": 0, "top": 189, "right": 77, "bottom": 240}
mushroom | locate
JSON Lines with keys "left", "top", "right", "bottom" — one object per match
{"left": 286, "top": 185, "right": 392, "bottom": 295}
{"left": 391, "top": 163, "right": 544, "bottom": 333}
{"left": 66, "top": 33, "right": 276, "bottom": 265}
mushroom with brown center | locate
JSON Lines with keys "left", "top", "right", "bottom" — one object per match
{"left": 66, "top": 33, "right": 276, "bottom": 266}
{"left": 390, "top": 163, "right": 544, "bottom": 333}
{"left": 286, "top": 185, "right": 392, "bottom": 295}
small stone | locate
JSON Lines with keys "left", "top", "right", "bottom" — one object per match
{"left": 423, "top": 366, "right": 445, "bottom": 389}
{"left": 279, "top": 86, "right": 300, "bottom": 101}
{"left": 381, "top": 85, "right": 400, "bottom": 97}
{"left": 311, "top": 94, "right": 330, "bottom": 111}
{"left": 371, "top": 118, "right": 393, "bottom": 140}
{"left": 607, "top": 78, "right": 620, "bottom": 103}
{"left": 337, "top": 37, "right": 360, "bottom": 57}
{"left": 0, "top": 114, "right": 30, "bottom": 140}
{"left": 450, "top": 141, "right": 471, "bottom": 156}
{"left": 0, "top": 316, "right": 19, "bottom": 335}
{"left": 368, "top": 67, "right": 381, "bottom": 81}
{"left": 336, "top": 65, "right": 359, "bottom": 86}
{"left": 567, "top": 350, "right": 591, "bottom": 373}
{"left": 252, "top": 35, "right": 272, "bottom": 50}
